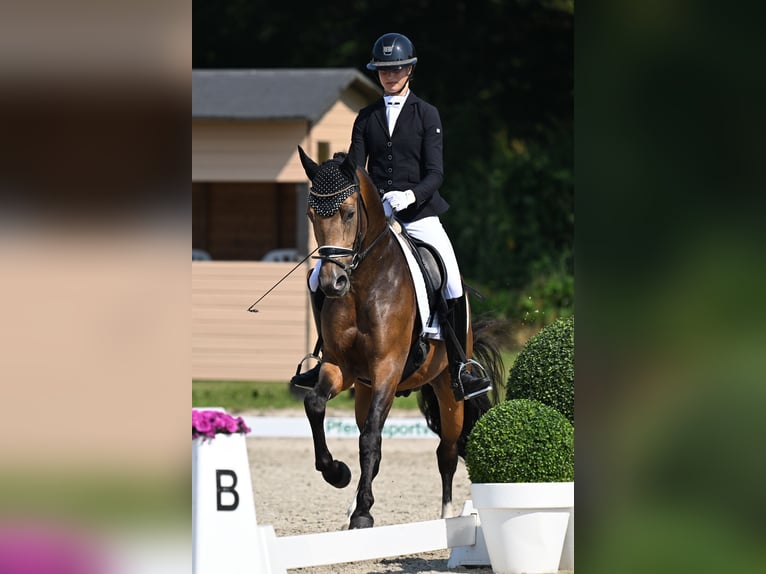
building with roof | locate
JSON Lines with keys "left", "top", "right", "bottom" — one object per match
{"left": 192, "top": 69, "right": 380, "bottom": 381}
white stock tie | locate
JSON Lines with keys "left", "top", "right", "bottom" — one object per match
{"left": 384, "top": 94, "right": 408, "bottom": 133}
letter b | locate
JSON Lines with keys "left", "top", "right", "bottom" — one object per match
{"left": 216, "top": 469, "right": 240, "bottom": 511}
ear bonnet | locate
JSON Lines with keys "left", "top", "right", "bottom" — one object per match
{"left": 308, "top": 157, "right": 357, "bottom": 217}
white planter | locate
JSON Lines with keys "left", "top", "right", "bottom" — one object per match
{"left": 471, "top": 482, "right": 574, "bottom": 574}
{"left": 560, "top": 506, "right": 574, "bottom": 570}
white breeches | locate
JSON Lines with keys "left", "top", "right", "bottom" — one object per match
{"left": 399, "top": 216, "right": 464, "bottom": 299}
{"left": 309, "top": 215, "right": 464, "bottom": 299}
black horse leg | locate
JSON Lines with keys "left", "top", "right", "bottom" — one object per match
{"left": 349, "top": 390, "right": 394, "bottom": 529}
{"left": 304, "top": 381, "right": 351, "bottom": 489}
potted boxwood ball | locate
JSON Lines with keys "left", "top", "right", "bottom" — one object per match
{"left": 465, "top": 399, "right": 574, "bottom": 574}
{"left": 506, "top": 315, "right": 574, "bottom": 424}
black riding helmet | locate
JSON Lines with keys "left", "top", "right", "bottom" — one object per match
{"left": 366, "top": 33, "right": 418, "bottom": 70}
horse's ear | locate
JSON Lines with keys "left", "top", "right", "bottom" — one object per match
{"left": 339, "top": 152, "right": 356, "bottom": 182}
{"left": 297, "top": 146, "right": 319, "bottom": 180}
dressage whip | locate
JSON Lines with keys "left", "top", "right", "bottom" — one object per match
{"left": 246, "top": 248, "right": 317, "bottom": 312}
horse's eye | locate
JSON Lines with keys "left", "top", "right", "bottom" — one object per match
{"left": 342, "top": 209, "right": 356, "bottom": 223}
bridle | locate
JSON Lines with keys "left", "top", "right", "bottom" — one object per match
{"left": 310, "top": 184, "right": 389, "bottom": 274}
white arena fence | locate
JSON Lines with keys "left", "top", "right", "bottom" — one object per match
{"left": 192, "top": 411, "right": 492, "bottom": 574}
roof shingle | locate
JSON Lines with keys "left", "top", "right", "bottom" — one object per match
{"left": 192, "top": 69, "right": 381, "bottom": 122}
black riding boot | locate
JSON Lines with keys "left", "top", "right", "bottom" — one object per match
{"left": 445, "top": 296, "right": 492, "bottom": 401}
{"left": 290, "top": 289, "right": 325, "bottom": 389}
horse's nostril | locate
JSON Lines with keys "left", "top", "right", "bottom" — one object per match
{"left": 335, "top": 275, "right": 348, "bottom": 291}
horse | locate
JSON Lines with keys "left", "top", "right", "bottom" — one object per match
{"left": 296, "top": 146, "right": 504, "bottom": 529}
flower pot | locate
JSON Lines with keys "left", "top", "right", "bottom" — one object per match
{"left": 559, "top": 506, "right": 574, "bottom": 570}
{"left": 470, "top": 482, "right": 574, "bottom": 574}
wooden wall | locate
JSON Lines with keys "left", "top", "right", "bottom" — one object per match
{"left": 191, "top": 86, "right": 376, "bottom": 380}
{"left": 192, "top": 182, "right": 298, "bottom": 261}
{"left": 192, "top": 261, "right": 315, "bottom": 381}
{"left": 309, "top": 92, "right": 370, "bottom": 158}
{"left": 192, "top": 87, "right": 368, "bottom": 185}
{"left": 192, "top": 119, "right": 309, "bottom": 183}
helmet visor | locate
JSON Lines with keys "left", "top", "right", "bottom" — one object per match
{"left": 366, "top": 57, "right": 417, "bottom": 71}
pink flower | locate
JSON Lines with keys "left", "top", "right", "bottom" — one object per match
{"left": 192, "top": 409, "right": 250, "bottom": 441}
{"left": 224, "top": 417, "right": 239, "bottom": 433}
{"left": 0, "top": 522, "right": 105, "bottom": 574}
{"left": 194, "top": 416, "right": 212, "bottom": 434}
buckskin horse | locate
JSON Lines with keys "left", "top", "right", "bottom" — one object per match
{"left": 296, "top": 146, "right": 504, "bottom": 529}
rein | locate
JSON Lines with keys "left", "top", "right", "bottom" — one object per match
{"left": 312, "top": 188, "right": 389, "bottom": 274}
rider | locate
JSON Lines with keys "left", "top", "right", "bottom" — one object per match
{"left": 291, "top": 32, "right": 491, "bottom": 400}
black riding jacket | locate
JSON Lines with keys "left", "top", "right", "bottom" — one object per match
{"left": 349, "top": 91, "right": 450, "bottom": 223}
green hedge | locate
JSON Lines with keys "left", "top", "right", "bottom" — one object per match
{"left": 506, "top": 315, "right": 574, "bottom": 423}
{"left": 466, "top": 399, "right": 574, "bottom": 483}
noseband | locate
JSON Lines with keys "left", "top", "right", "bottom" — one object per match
{"left": 310, "top": 185, "right": 388, "bottom": 274}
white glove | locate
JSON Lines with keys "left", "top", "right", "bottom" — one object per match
{"left": 382, "top": 198, "right": 394, "bottom": 217}
{"left": 382, "top": 190, "right": 416, "bottom": 212}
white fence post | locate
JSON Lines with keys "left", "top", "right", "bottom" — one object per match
{"left": 192, "top": 432, "right": 284, "bottom": 574}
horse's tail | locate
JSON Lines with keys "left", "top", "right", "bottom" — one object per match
{"left": 418, "top": 318, "right": 506, "bottom": 458}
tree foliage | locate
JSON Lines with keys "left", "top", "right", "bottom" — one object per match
{"left": 194, "top": 0, "right": 573, "bottom": 325}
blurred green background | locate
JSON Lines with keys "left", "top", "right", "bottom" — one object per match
{"left": 575, "top": 1, "right": 766, "bottom": 572}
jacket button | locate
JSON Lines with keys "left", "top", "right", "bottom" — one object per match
{"left": 387, "top": 154, "right": 393, "bottom": 160}
{"left": 387, "top": 179, "right": 393, "bottom": 185}
{"left": 387, "top": 141, "right": 392, "bottom": 147}
{"left": 387, "top": 167, "right": 392, "bottom": 173}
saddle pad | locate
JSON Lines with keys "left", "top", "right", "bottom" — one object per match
{"left": 390, "top": 224, "right": 441, "bottom": 339}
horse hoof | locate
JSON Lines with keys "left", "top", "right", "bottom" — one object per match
{"left": 349, "top": 514, "right": 374, "bottom": 529}
{"left": 322, "top": 461, "right": 351, "bottom": 488}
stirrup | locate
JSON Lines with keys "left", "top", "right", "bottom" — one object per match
{"left": 290, "top": 353, "right": 321, "bottom": 389}
{"left": 457, "top": 360, "right": 492, "bottom": 400}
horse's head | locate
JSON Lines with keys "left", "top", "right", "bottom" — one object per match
{"left": 298, "top": 146, "right": 386, "bottom": 298}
